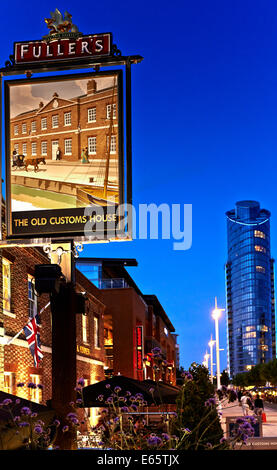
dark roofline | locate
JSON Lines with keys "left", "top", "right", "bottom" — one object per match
{"left": 143, "top": 294, "right": 175, "bottom": 332}
{"left": 77, "top": 257, "right": 138, "bottom": 267}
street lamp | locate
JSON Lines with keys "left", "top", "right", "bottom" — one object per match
{"left": 208, "top": 335, "right": 216, "bottom": 384}
{"left": 203, "top": 351, "right": 210, "bottom": 368}
{"left": 212, "top": 297, "right": 224, "bottom": 390}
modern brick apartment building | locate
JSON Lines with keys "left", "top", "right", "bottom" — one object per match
{"left": 0, "top": 246, "right": 105, "bottom": 409}
{"left": 10, "top": 76, "right": 118, "bottom": 163}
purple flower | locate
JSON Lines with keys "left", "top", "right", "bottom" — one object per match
{"left": 97, "top": 394, "right": 104, "bottom": 401}
{"left": 114, "top": 386, "right": 121, "bottom": 394}
{"left": 77, "top": 378, "right": 85, "bottom": 387}
{"left": 27, "top": 382, "right": 36, "bottom": 389}
{"left": 162, "top": 433, "right": 170, "bottom": 441}
{"left": 20, "top": 406, "right": 32, "bottom": 416}
{"left": 18, "top": 421, "right": 30, "bottom": 427}
{"left": 34, "top": 425, "right": 43, "bottom": 434}
{"left": 106, "top": 396, "right": 113, "bottom": 404}
{"left": 2, "top": 399, "right": 13, "bottom": 406}
{"left": 54, "top": 419, "right": 60, "bottom": 427}
{"left": 37, "top": 384, "right": 44, "bottom": 390}
{"left": 31, "top": 413, "right": 38, "bottom": 418}
{"left": 62, "top": 425, "right": 69, "bottom": 433}
{"left": 204, "top": 397, "right": 216, "bottom": 407}
{"left": 130, "top": 404, "right": 138, "bottom": 411}
{"left": 15, "top": 399, "right": 21, "bottom": 405}
{"left": 121, "top": 406, "right": 129, "bottom": 412}
{"left": 17, "top": 383, "right": 25, "bottom": 388}
{"left": 13, "top": 416, "right": 21, "bottom": 423}
{"left": 105, "top": 384, "right": 111, "bottom": 389}
{"left": 147, "top": 435, "right": 162, "bottom": 446}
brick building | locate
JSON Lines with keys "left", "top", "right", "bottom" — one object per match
{"left": 10, "top": 76, "right": 118, "bottom": 164}
{"left": 77, "top": 258, "right": 178, "bottom": 385}
{"left": 0, "top": 245, "right": 106, "bottom": 418}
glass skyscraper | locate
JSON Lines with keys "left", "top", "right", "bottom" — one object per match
{"left": 226, "top": 200, "right": 276, "bottom": 378}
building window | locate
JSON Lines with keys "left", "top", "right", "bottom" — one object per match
{"left": 22, "top": 123, "right": 27, "bottom": 134}
{"left": 52, "top": 115, "right": 59, "bottom": 128}
{"left": 82, "top": 314, "right": 88, "bottom": 344}
{"left": 106, "top": 104, "right": 116, "bottom": 120}
{"left": 14, "top": 144, "right": 19, "bottom": 155}
{"left": 29, "top": 375, "right": 42, "bottom": 403}
{"left": 31, "top": 142, "right": 37, "bottom": 156}
{"left": 14, "top": 125, "right": 18, "bottom": 136}
{"left": 94, "top": 316, "right": 100, "bottom": 349}
{"left": 256, "top": 265, "right": 265, "bottom": 273}
{"left": 41, "top": 141, "right": 47, "bottom": 156}
{"left": 41, "top": 118, "right": 47, "bottom": 130}
{"left": 31, "top": 121, "right": 36, "bottom": 132}
{"left": 88, "top": 107, "right": 96, "bottom": 123}
{"left": 254, "top": 230, "right": 266, "bottom": 239}
{"left": 106, "top": 135, "right": 116, "bottom": 154}
{"left": 28, "top": 275, "right": 37, "bottom": 318}
{"left": 22, "top": 143, "right": 27, "bottom": 156}
{"left": 4, "top": 372, "right": 15, "bottom": 394}
{"left": 88, "top": 137, "right": 96, "bottom": 155}
{"left": 64, "top": 112, "right": 71, "bottom": 126}
{"left": 255, "top": 245, "right": 266, "bottom": 253}
{"left": 3, "top": 258, "right": 11, "bottom": 313}
{"left": 64, "top": 138, "right": 72, "bottom": 155}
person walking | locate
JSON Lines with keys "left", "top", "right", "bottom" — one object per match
{"left": 56, "top": 147, "right": 62, "bottom": 160}
{"left": 241, "top": 392, "right": 252, "bottom": 416}
{"left": 254, "top": 394, "right": 264, "bottom": 417}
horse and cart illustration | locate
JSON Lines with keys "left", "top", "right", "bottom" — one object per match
{"left": 12, "top": 153, "right": 46, "bottom": 172}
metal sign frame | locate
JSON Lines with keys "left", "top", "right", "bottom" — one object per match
{"left": 0, "top": 36, "right": 143, "bottom": 246}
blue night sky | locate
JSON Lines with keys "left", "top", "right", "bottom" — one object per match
{"left": 2, "top": 0, "right": 277, "bottom": 371}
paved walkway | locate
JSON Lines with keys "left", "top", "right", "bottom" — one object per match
{"left": 221, "top": 400, "right": 277, "bottom": 437}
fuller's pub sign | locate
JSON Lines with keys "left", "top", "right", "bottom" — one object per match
{"left": 12, "top": 9, "right": 113, "bottom": 66}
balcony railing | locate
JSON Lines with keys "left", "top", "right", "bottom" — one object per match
{"left": 99, "top": 278, "right": 129, "bottom": 289}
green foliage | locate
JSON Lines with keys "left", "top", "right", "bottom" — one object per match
{"left": 174, "top": 363, "right": 224, "bottom": 449}
{"left": 232, "top": 359, "right": 277, "bottom": 387}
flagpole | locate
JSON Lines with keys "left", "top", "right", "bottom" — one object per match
{"left": 6, "top": 301, "right": 51, "bottom": 346}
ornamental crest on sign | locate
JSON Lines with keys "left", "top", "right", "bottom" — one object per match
{"left": 44, "top": 8, "right": 82, "bottom": 39}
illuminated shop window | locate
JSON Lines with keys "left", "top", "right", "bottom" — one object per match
{"left": 64, "top": 112, "right": 71, "bottom": 126}
{"left": 29, "top": 375, "right": 42, "bottom": 403}
{"left": 106, "top": 135, "right": 116, "bottom": 154}
{"left": 14, "top": 125, "right": 18, "bottom": 136}
{"left": 257, "top": 325, "right": 268, "bottom": 332}
{"left": 31, "top": 142, "right": 37, "bottom": 156}
{"left": 41, "top": 118, "right": 47, "bottom": 130}
{"left": 22, "top": 123, "right": 27, "bottom": 134}
{"left": 94, "top": 316, "right": 100, "bottom": 349}
{"left": 82, "top": 314, "right": 88, "bottom": 344}
{"left": 28, "top": 275, "right": 37, "bottom": 318}
{"left": 243, "top": 332, "right": 256, "bottom": 339}
{"left": 245, "top": 326, "right": 255, "bottom": 332}
{"left": 64, "top": 138, "right": 72, "bottom": 155}
{"left": 88, "top": 136, "right": 96, "bottom": 155}
{"left": 106, "top": 103, "right": 116, "bottom": 120}
{"left": 2, "top": 258, "right": 11, "bottom": 313}
{"left": 52, "top": 115, "right": 58, "bottom": 128}
{"left": 255, "top": 245, "right": 266, "bottom": 253}
{"left": 256, "top": 265, "right": 265, "bottom": 273}
{"left": 4, "top": 372, "right": 15, "bottom": 394}
{"left": 22, "top": 143, "right": 27, "bottom": 156}
{"left": 41, "top": 141, "right": 47, "bottom": 156}
{"left": 259, "top": 345, "right": 269, "bottom": 351}
{"left": 254, "top": 230, "right": 266, "bottom": 239}
{"left": 88, "top": 107, "right": 96, "bottom": 123}
{"left": 31, "top": 121, "right": 36, "bottom": 132}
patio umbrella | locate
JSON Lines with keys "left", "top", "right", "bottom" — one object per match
{"left": 80, "top": 375, "right": 180, "bottom": 407}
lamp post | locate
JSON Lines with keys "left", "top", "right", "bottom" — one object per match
{"left": 208, "top": 335, "right": 216, "bottom": 384}
{"left": 212, "top": 297, "right": 224, "bottom": 390}
{"left": 203, "top": 351, "right": 210, "bottom": 369}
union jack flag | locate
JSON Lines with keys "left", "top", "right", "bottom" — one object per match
{"left": 23, "top": 314, "right": 43, "bottom": 367}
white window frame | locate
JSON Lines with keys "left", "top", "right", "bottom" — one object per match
{"left": 3, "top": 258, "right": 11, "bottom": 314}
{"left": 52, "top": 115, "right": 59, "bottom": 128}
{"left": 41, "top": 141, "right": 47, "bottom": 156}
{"left": 31, "top": 142, "right": 37, "bottom": 156}
{"left": 22, "top": 143, "right": 27, "bottom": 156}
{"left": 14, "top": 144, "right": 19, "bottom": 155}
{"left": 64, "top": 112, "right": 71, "bottom": 126}
{"left": 64, "top": 138, "right": 72, "bottom": 155}
{"left": 106, "top": 135, "right": 116, "bottom": 154}
{"left": 4, "top": 372, "right": 14, "bottom": 394}
{"left": 88, "top": 136, "right": 96, "bottom": 155}
{"left": 14, "top": 125, "right": 19, "bottom": 136}
{"left": 31, "top": 121, "right": 36, "bottom": 132}
{"left": 41, "top": 117, "right": 47, "bottom": 130}
{"left": 22, "top": 123, "right": 27, "bottom": 134}
{"left": 88, "top": 107, "right": 96, "bottom": 123}
{"left": 106, "top": 103, "right": 116, "bottom": 120}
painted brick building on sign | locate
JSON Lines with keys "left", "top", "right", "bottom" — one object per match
{"left": 10, "top": 77, "right": 118, "bottom": 165}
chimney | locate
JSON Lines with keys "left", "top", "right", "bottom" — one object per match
{"left": 39, "top": 101, "right": 44, "bottom": 108}
{"left": 87, "top": 79, "right": 97, "bottom": 95}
